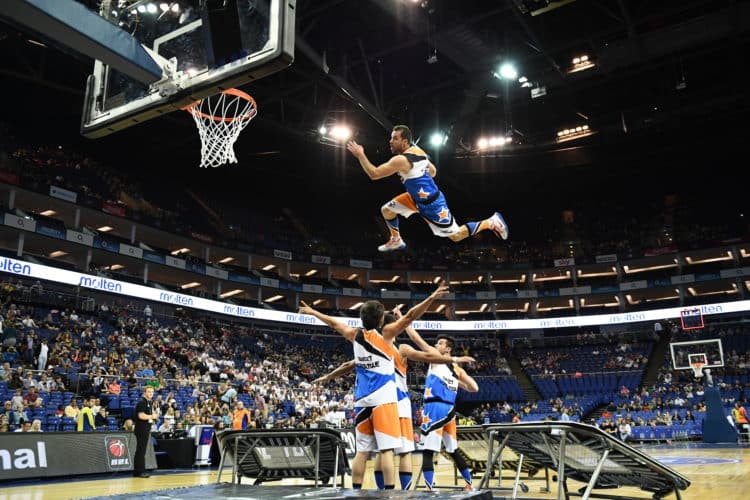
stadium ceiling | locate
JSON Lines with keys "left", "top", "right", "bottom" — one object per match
{"left": 1, "top": 0, "right": 750, "bottom": 175}
{"left": 281, "top": 0, "right": 750, "bottom": 154}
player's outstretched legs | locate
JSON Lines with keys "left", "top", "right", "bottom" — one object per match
{"left": 449, "top": 212, "right": 509, "bottom": 242}
{"left": 379, "top": 200, "right": 408, "bottom": 251}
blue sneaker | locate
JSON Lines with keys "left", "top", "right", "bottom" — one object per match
{"left": 378, "top": 237, "right": 406, "bottom": 252}
{"left": 489, "top": 212, "right": 509, "bottom": 240}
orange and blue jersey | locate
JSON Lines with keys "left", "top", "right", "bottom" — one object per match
{"left": 353, "top": 328, "right": 397, "bottom": 408}
{"left": 398, "top": 145, "right": 454, "bottom": 227}
{"left": 393, "top": 348, "right": 411, "bottom": 417}
{"left": 420, "top": 362, "right": 463, "bottom": 435}
{"left": 423, "top": 362, "right": 462, "bottom": 406}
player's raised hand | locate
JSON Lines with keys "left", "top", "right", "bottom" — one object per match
{"left": 392, "top": 304, "right": 404, "bottom": 318}
{"left": 453, "top": 356, "right": 476, "bottom": 365}
{"left": 298, "top": 300, "right": 315, "bottom": 315}
{"left": 430, "top": 283, "right": 450, "bottom": 300}
{"left": 346, "top": 141, "right": 365, "bottom": 158}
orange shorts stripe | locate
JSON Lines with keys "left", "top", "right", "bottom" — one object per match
{"left": 400, "top": 417, "right": 414, "bottom": 440}
{"left": 356, "top": 403, "right": 400, "bottom": 438}
{"left": 394, "top": 192, "right": 417, "bottom": 212}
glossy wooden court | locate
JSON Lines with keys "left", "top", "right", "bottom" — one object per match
{"left": 1, "top": 443, "right": 747, "bottom": 500}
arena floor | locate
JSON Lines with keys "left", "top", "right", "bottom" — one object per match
{"left": 2, "top": 442, "right": 747, "bottom": 500}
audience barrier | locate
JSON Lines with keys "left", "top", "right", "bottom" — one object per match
{"left": 215, "top": 429, "right": 350, "bottom": 487}
{"left": 0, "top": 431, "right": 156, "bottom": 481}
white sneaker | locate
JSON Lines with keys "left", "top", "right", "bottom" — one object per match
{"left": 378, "top": 237, "right": 406, "bottom": 252}
{"left": 489, "top": 212, "right": 509, "bottom": 240}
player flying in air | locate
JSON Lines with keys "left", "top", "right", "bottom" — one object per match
{"left": 347, "top": 125, "right": 509, "bottom": 252}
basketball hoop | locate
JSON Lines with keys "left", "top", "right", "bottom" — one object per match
{"left": 690, "top": 361, "right": 705, "bottom": 378}
{"left": 183, "top": 88, "right": 257, "bottom": 168}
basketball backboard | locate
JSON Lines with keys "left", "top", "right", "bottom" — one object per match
{"left": 669, "top": 338, "right": 724, "bottom": 371}
{"left": 81, "top": 0, "right": 295, "bottom": 138}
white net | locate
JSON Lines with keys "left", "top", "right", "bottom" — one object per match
{"left": 184, "top": 89, "right": 257, "bottom": 168}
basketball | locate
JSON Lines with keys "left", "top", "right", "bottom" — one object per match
{"left": 108, "top": 440, "right": 126, "bottom": 458}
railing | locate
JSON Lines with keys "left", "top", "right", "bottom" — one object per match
{"left": 530, "top": 369, "right": 642, "bottom": 380}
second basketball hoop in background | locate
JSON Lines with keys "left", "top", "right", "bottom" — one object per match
{"left": 183, "top": 88, "right": 257, "bottom": 168}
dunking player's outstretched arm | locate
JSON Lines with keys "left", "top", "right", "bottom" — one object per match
{"left": 391, "top": 304, "right": 444, "bottom": 356}
{"left": 298, "top": 301, "right": 359, "bottom": 342}
{"left": 313, "top": 360, "right": 355, "bottom": 385}
{"left": 381, "top": 284, "right": 449, "bottom": 342}
{"left": 346, "top": 141, "right": 409, "bottom": 180}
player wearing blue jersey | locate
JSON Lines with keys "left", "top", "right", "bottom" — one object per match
{"left": 419, "top": 335, "right": 478, "bottom": 491}
{"left": 347, "top": 125, "right": 509, "bottom": 252}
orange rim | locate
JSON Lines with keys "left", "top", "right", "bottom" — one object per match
{"left": 182, "top": 88, "right": 257, "bottom": 123}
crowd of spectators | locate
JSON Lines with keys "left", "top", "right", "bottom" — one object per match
{"left": 2, "top": 136, "right": 747, "bottom": 270}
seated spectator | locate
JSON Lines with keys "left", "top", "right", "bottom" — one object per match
{"left": 11, "top": 389, "right": 23, "bottom": 410}
{"left": 30, "top": 419, "right": 43, "bottom": 432}
{"left": 53, "top": 376, "right": 66, "bottom": 392}
{"left": 23, "top": 387, "right": 39, "bottom": 406}
{"left": 14, "top": 421, "right": 32, "bottom": 433}
{"left": 600, "top": 418, "right": 617, "bottom": 436}
{"left": 219, "top": 383, "right": 237, "bottom": 405}
{"left": 10, "top": 405, "right": 29, "bottom": 426}
{"left": 65, "top": 399, "right": 80, "bottom": 419}
{"left": 107, "top": 378, "right": 122, "bottom": 395}
{"left": 0, "top": 362, "right": 11, "bottom": 381}
{"left": 618, "top": 419, "right": 632, "bottom": 441}
{"left": 161, "top": 407, "right": 176, "bottom": 432}
{"left": 94, "top": 407, "right": 108, "bottom": 429}
{"left": 123, "top": 419, "right": 135, "bottom": 432}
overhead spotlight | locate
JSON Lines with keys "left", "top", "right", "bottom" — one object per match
{"left": 430, "top": 132, "right": 447, "bottom": 147}
{"left": 477, "top": 136, "right": 510, "bottom": 151}
{"left": 568, "top": 54, "right": 595, "bottom": 74}
{"left": 498, "top": 62, "right": 518, "bottom": 80}
{"left": 159, "top": 3, "right": 169, "bottom": 12}
{"left": 146, "top": 3, "right": 158, "bottom": 14}
{"left": 329, "top": 125, "right": 352, "bottom": 141}
{"left": 556, "top": 124, "right": 593, "bottom": 142}
{"left": 318, "top": 125, "right": 327, "bottom": 135}
{"left": 137, "top": 5, "right": 146, "bottom": 12}
{"left": 171, "top": 3, "right": 180, "bottom": 13}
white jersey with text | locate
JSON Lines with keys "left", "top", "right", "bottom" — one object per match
{"left": 353, "top": 328, "right": 398, "bottom": 408}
